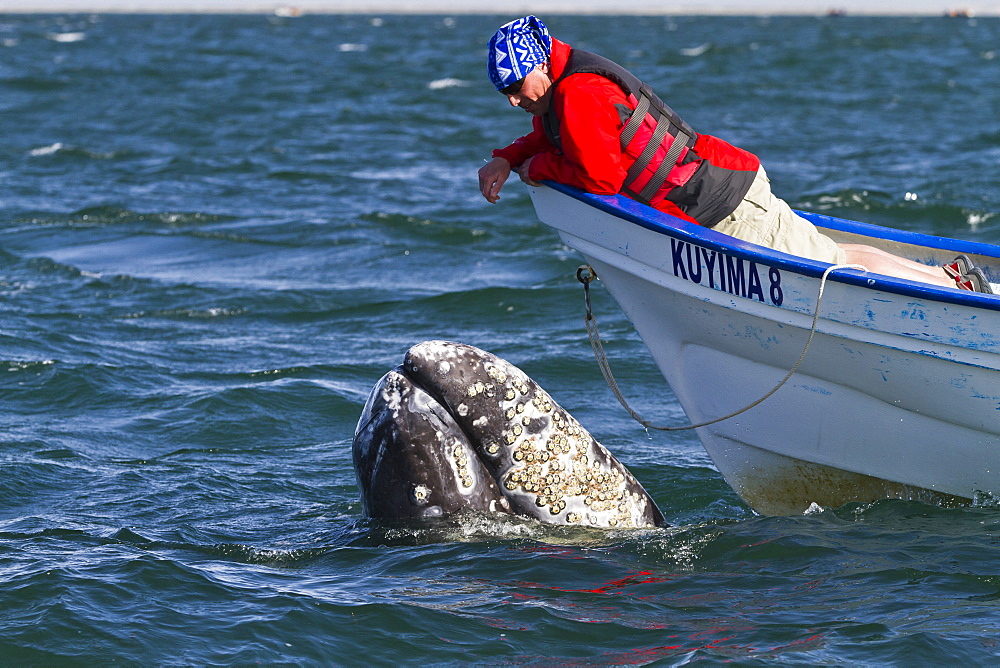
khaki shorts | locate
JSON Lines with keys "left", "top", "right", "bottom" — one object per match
{"left": 713, "top": 166, "right": 847, "bottom": 265}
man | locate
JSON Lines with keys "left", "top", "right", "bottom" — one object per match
{"left": 478, "top": 16, "right": 992, "bottom": 294}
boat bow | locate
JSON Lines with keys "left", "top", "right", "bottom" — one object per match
{"left": 528, "top": 182, "right": 1000, "bottom": 514}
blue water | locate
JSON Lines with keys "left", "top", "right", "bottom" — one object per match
{"left": 2, "top": 12, "right": 1000, "bottom": 664}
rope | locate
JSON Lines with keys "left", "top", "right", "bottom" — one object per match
{"left": 577, "top": 262, "right": 868, "bottom": 432}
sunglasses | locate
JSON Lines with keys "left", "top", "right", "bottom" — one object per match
{"left": 499, "top": 76, "right": 526, "bottom": 96}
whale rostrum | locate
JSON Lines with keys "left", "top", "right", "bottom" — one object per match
{"left": 353, "top": 341, "right": 665, "bottom": 529}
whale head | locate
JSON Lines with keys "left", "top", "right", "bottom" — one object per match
{"left": 353, "top": 341, "right": 665, "bottom": 529}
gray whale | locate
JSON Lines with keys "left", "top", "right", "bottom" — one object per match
{"left": 353, "top": 341, "right": 664, "bottom": 528}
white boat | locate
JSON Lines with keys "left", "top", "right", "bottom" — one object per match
{"left": 528, "top": 182, "right": 1000, "bottom": 515}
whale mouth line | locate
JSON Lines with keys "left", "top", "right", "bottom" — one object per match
{"left": 400, "top": 365, "right": 477, "bottom": 444}
{"left": 353, "top": 364, "right": 468, "bottom": 443}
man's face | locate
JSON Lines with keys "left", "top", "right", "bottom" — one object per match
{"left": 503, "top": 64, "right": 552, "bottom": 115}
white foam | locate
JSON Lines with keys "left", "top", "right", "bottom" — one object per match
{"left": 427, "top": 78, "right": 469, "bottom": 90}
{"left": 47, "top": 31, "right": 86, "bottom": 42}
{"left": 680, "top": 42, "right": 711, "bottom": 57}
{"left": 29, "top": 142, "right": 64, "bottom": 156}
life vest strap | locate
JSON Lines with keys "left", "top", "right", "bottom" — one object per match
{"left": 623, "top": 110, "right": 671, "bottom": 198}
{"left": 638, "top": 129, "right": 691, "bottom": 203}
{"left": 619, "top": 85, "right": 653, "bottom": 151}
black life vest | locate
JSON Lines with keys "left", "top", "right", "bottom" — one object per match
{"left": 542, "top": 49, "right": 756, "bottom": 227}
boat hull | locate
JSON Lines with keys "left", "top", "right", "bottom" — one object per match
{"left": 529, "top": 184, "right": 1000, "bottom": 515}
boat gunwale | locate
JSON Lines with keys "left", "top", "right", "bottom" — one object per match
{"left": 538, "top": 181, "right": 1000, "bottom": 312}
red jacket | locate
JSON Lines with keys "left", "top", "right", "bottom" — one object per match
{"left": 492, "top": 39, "right": 759, "bottom": 225}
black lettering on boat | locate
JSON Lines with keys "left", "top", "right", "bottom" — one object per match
{"left": 685, "top": 243, "right": 702, "bottom": 284}
{"left": 669, "top": 239, "right": 782, "bottom": 306}
{"left": 747, "top": 262, "right": 765, "bottom": 303}
{"left": 725, "top": 255, "right": 746, "bottom": 298}
{"left": 701, "top": 248, "right": 718, "bottom": 289}
{"left": 670, "top": 238, "right": 688, "bottom": 281}
{"left": 769, "top": 267, "right": 784, "bottom": 306}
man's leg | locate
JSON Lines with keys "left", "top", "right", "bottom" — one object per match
{"left": 838, "top": 244, "right": 955, "bottom": 289}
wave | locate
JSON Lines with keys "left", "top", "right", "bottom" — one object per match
{"left": 15, "top": 206, "right": 235, "bottom": 229}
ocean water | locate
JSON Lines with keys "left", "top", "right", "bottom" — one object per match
{"left": 2, "top": 12, "right": 1000, "bottom": 664}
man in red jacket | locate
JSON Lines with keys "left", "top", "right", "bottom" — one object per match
{"left": 478, "top": 16, "right": 990, "bottom": 293}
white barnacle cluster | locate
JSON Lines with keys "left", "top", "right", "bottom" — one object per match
{"left": 467, "top": 362, "right": 518, "bottom": 459}
{"left": 492, "top": 365, "right": 647, "bottom": 529}
{"left": 451, "top": 443, "right": 475, "bottom": 490}
{"left": 461, "top": 371, "right": 503, "bottom": 455}
{"left": 493, "top": 365, "right": 532, "bottom": 448}
{"left": 465, "top": 379, "right": 497, "bottom": 400}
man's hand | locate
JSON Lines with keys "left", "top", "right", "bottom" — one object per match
{"left": 517, "top": 157, "right": 542, "bottom": 187}
{"left": 478, "top": 157, "right": 511, "bottom": 203}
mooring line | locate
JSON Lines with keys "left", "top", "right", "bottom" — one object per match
{"left": 577, "top": 262, "right": 868, "bottom": 431}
